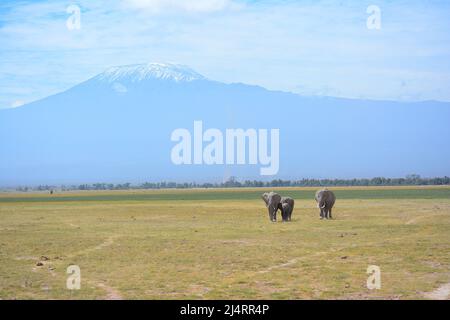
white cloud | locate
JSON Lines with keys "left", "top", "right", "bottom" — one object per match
{"left": 122, "top": 0, "right": 236, "bottom": 14}
{"left": 10, "top": 100, "right": 26, "bottom": 108}
{"left": 1, "top": 0, "right": 450, "bottom": 106}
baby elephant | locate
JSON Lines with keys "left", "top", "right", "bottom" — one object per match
{"left": 315, "top": 189, "right": 336, "bottom": 219}
{"left": 278, "top": 197, "right": 295, "bottom": 222}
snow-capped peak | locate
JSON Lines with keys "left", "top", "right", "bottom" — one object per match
{"left": 97, "top": 63, "right": 205, "bottom": 83}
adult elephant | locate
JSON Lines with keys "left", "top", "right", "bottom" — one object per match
{"left": 261, "top": 192, "right": 281, "bottom": 222}
{"left": 315, "top": 189, "right": 336, "bottom": 219}
{"left": 278, "top": 197, "right": 295, "bottom": 221}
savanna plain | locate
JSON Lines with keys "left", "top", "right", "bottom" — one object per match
{"left": 0, "top": 186, "right": 449, "bottom": 300}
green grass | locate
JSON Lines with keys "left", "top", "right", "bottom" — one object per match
{"left": 1, "top": 186, "right": 449, "bottom": 203}
{"left": 0, "top": 186, "right": 449, "bottom": 300}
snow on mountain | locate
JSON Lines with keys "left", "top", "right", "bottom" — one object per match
{"left": 95, "top": 63, "right": 206, "bottom": 83}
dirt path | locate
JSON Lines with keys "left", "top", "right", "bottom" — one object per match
{"left": 405, "top": 213, "right": 446, "bottom": 225}
{"left": 23, "top": 235, "right": 124, "bottom": 299}
{"left": 94, "top": 236, "right": 116, "bottom": 250}
{"left": 96, "top": 283, "right": 124, "bottom": 300}
{"left": 257, "top": 246, "right": 348, "bottom": 275}
{"left": 258, "top": 258, "right": 299, "bottom": 274}
{"left": 423, "top": 282, "right": 450, "bottom": 300}
{"left": 66, "top": 235, "right": 119, "bottom": 258}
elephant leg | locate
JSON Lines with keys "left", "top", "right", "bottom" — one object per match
{"left": 268, "top": 208, "right": 273, "bottom": 222}
{"left": 328, "top": 208, "right": 333, "bottom": 219}
{"left": 280, "top": 210, "right": 286, "bottom": 221}
{"left": 320, "top": 208, "right": 324, "bottom": 219}
{"left": 271, "top": 207, "right": 277, "bottom": 222}
{"left": 278, "top": 205, "right": 285, "bottom": 221}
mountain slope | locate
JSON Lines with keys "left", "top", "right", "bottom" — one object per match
{"left": 1, "top": 63, "right": 449, "bottom": 185}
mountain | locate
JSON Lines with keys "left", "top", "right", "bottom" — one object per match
{"left": 1, "top": 63, "right": 449, "bottom": 186}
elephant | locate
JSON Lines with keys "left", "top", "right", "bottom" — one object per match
{"left": 315, "top": 189, "right": 336, "bottom": 219}
{"left": 278, "top": 197, "right": 295, "bottom": 221}
{"left": 261, "top": 192, "right": 281, "bottom": 222}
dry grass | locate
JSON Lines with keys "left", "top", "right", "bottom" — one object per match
{"left": 0, "top": 187, "right": 449, "bottom": 299}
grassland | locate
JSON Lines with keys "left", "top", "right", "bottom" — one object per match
{"left": 0, "top": 186, "right": 449, "bottom": 300}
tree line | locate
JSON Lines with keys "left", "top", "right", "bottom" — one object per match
{"left": 13, "top": 175, "right": 450, "bottom": 192}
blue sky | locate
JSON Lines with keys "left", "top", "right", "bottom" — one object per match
{"left": 1, "top": 0, "right": 450, "bottom": 108}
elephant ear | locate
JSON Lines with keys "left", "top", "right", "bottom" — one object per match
{"left": 261, "top": 193, "right": 269, "bottom": 207}
{"left": 315, "top": 190, "right": 321, "bottom": 202}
